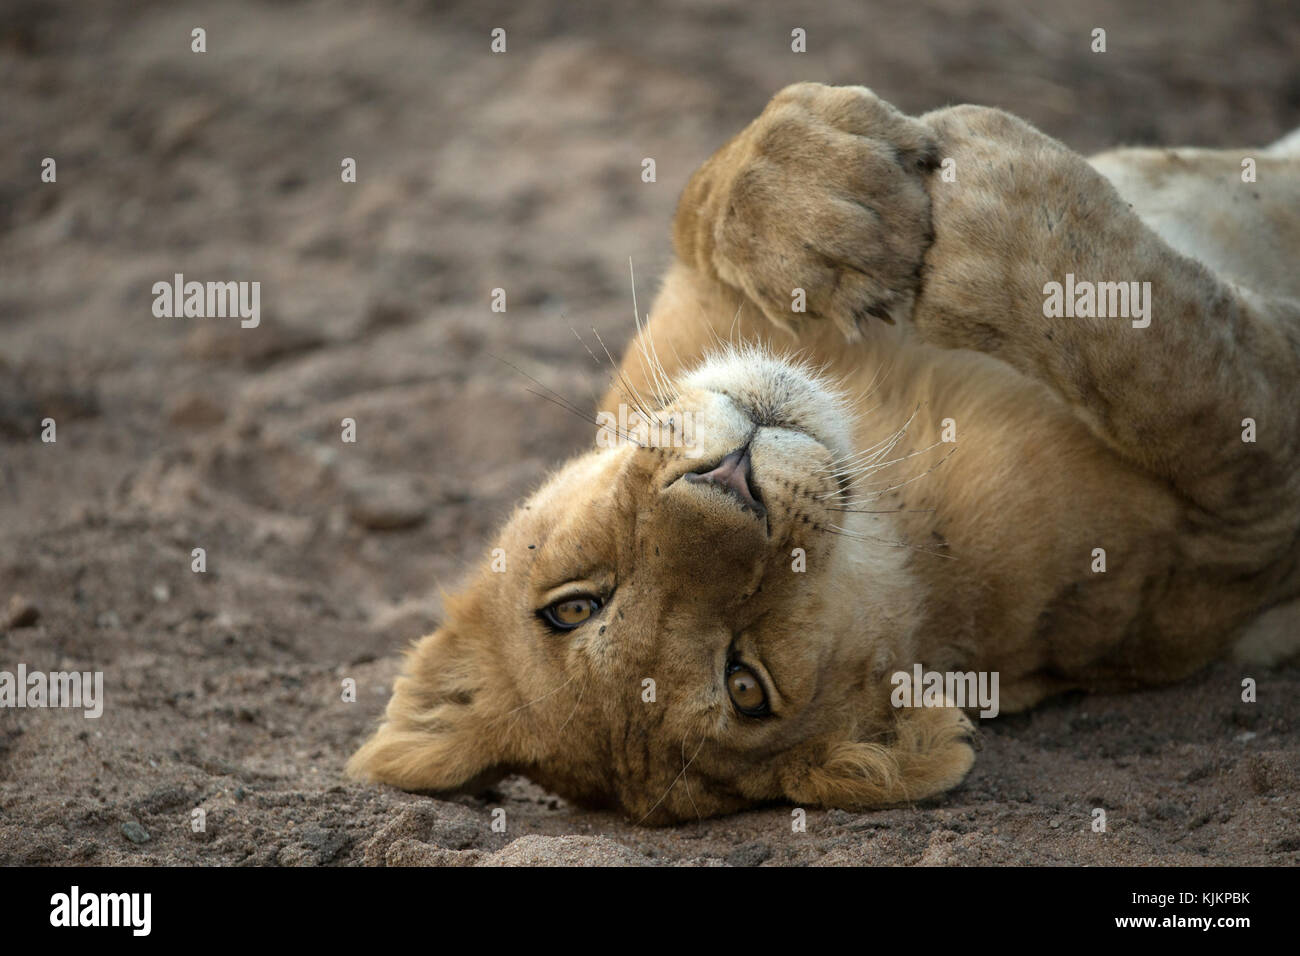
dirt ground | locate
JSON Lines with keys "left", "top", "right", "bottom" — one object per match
{"left": 1, "top": 0, "right": 1298, "bottom": 866}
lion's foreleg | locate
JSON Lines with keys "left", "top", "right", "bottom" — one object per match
{"left": 912, "top": 106, "right": 1300, "bottom": 546}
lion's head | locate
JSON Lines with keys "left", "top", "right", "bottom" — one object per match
{"left": 347, "top": 345, "right": 973, "bottom": 822}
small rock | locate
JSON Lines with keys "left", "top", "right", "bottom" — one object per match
{"left": 155, "top": 100, "right": 218, "bottom": 155}
{"left": 362, "top": 300, "right": 414, "bottom": 332}
{"left": 1150, "top": 801, "right": 1185, "bottom": 822}
{"left": 0, "top": 374, "right": 98, "bottom": 439}
{"left": 915, "top": 828, "right": 963, "bottom": 866}
{"left": 152, "top": 583, "right": 171, "bottom": 603}
{"left": 346, "top": 477, "right": 428, "bottom": 531}
{"left": 301, "top": 827, "right": 352, "bottom": 864}
{"left": 724, "top": 841, "right": 773, "bottom": 867}
{"left": 184, "top": 316, "right": 325, "bottom": 367}
{"left": 360, "top": 802, "right": 487, "bottom": 866}
{"left": 121, "top": 821, "right": 151, "bottom": 845}
{"left": 479, "top": 835, "right": 652, "bottom": 867}
{"left": 277, "top": 844, "right": 315, "bottom": 866}
{"left": 5, "top": 595, "right": 40, "bottom": 628}
{"left": 1243, "top": 754, "right": 1276, "bottom": 795}
{"left": 133, "top": 784, "right": 195, "bottom": 815}
{"left": 385, "top": 840, "right": 482, "bottom": 867}
{"left": 167, "top": 393, "right": 226, "bottom": 428}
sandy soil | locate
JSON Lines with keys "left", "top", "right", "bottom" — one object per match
{"left": 1, "top": 0, "right": 1298, "bottom": 866}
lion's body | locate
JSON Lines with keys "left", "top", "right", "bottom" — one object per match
{"left": 1092, "top": 145, "right": 1300, "bottom": 301}
{"left": 612, "top": 119, "right": 1300, "bottom": 714}
{"left": 351, "top": 85, "right": 1300, "bottom": 821}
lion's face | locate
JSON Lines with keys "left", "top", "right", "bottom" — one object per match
{"left": 349, "top": 348, "right": 940, "bottom": 822}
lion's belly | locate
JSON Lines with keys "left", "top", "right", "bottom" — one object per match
{"left": 1090, "top": 147, "right": 1300, "bottom": 301}
{"left": 847, "top": 338, "right": 1262, "bottom": 704}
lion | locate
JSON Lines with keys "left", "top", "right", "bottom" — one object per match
{"left": 349, "top": 84, "right": 1300, "bottom": 823}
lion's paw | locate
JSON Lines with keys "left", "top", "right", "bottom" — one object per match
{"left": 675, "top": 83, "right": 939, "bottom": 339}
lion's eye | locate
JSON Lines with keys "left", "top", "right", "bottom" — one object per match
{"left": 726, "top": 662, "right": 770, "bottom": 716}
{"left": 540, "top": 596, "right": 602, "bottom": 631}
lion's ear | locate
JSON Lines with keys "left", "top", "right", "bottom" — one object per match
{"left": 346, "top": 626, "right": 512, "bottom": 793}
{"left": 782, "top": 707, "right": 976, "bottom": 810}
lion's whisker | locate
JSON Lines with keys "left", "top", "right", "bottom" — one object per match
{"left": 570, "top": 325, "right": 603, "bottom": 366}
{"left": 629, "top": 257, "right": 679, "bottom": 409}
{"left": 681, "top": 733, "right": 702, "bottom": 823}
{"left": 592, "top": 325, "right": 657, "bottom": 421}
{"left": 523, "top": 387, "right": 644, "bottom": 447}
{"left": 554, "top": 673, "right": 588, "bottom": 737}
{"left": 824, "top": 506, "right": 937, "bottom": 515}
{"left": 820, "top": 523, "right": 957, "bottom": 560}
{"left": 815, "top": 438, "right": 949, "bottom": 497}
{"left": 637, "top": 732, "right": 707, "bottom": 825}
{"left": 493, "top": 673, "right": 578, "bottom": 725}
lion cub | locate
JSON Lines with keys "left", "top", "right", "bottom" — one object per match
{"left": 350, "top": 84, "right": 1300, "bottom": 822}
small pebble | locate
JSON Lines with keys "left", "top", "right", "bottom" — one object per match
{"left": 166, "top": 393, "right": 226, "bottom": 428}
{"left": 5, "top": 595, "right": 40, "bottom": 628}
{"left": 346, "top": 477, "right": 428, "bottom": 531}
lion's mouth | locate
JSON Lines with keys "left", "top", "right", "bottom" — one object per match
{"left": 684, "top": 443, "right": 767, "bottom": 520}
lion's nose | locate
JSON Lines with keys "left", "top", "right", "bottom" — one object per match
{"left": 683, "top": 445, "right": 766, "bottom": 516}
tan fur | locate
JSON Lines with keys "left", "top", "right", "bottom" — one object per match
{"left": 350, "top": 84, "right": 1300, "bottom": 822}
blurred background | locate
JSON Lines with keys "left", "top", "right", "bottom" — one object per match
{"left": 1, "top": 0, "right": 1297, "bottom": 865}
